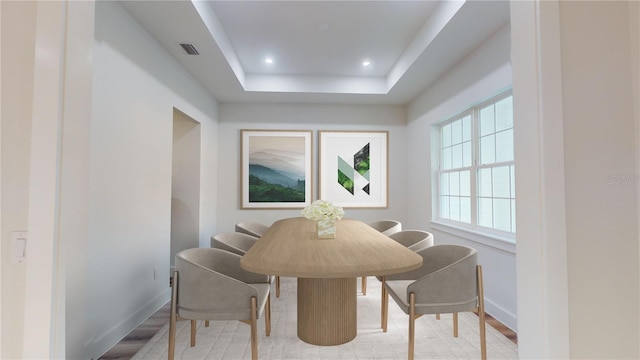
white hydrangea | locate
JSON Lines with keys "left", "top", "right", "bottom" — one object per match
{"left": 302, "top": 200, "right": 345, "bottom": 221}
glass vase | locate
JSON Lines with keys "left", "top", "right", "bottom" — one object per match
{"left": 316, "top": 218, "right": 337, "bottom": 239}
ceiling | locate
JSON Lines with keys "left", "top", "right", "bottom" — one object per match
{"left": 119, "top": 0, "right": 510, "bottom": 105}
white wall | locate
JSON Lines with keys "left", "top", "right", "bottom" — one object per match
{"left": 406, "top": 24, "right": 516, "bottom": 330}
{"left": 217, "top": 103, "right": 406, "bottom": 232}
{"left": 84, "top": 2, "right": 219, "bottom": 358}
{"left": 559, "top": 2, "right": 639, "bottom": 358}
{"left": 0, "top": 2, "right": 36, "bottom": 358}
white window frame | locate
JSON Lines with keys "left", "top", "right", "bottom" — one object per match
{"left": 433, "top": 91, "right": 515, "bottom": 244}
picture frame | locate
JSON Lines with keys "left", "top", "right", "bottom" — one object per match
{"left": 241, "top": 129, "right": 313, "bottom": 209}
{"left": 318, "top": 130, "right": 389, "bottom": 208}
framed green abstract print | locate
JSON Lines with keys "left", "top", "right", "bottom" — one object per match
{"left": 318, "top": 131, "right": 388, "bottom": 208}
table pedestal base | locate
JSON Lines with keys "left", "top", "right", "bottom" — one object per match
{"left": 297, "top": 277, "right": 357, "bottom": 345}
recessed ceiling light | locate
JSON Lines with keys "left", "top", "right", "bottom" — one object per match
{"left": 265, "top": 57, "right": 274, "bottom": 64}
{"left": 362, "top": 60, "right": 371, "bottom": 67}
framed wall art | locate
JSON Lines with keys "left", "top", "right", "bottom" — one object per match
{"left": 241, "top": 130, "right": 313, "bottom": 209}
{"left": 318, "top": 130, "right": 388, "bottom": 208}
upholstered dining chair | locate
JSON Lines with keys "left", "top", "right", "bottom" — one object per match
{"left": 235, "top": 221, "right": 269, "bottom": 238}
{"left": 361, "top": 220, "right": 403, "bottom": 295}
{"left": 211, "top": 232, "right": 281, "bottom": 298}
{"left": 234, "top": 222, "right": 282, "bottom": 298}
{"left": 382, "top": 244, "right": 486, "bottom": 360}
{"left": 387, "top": 229, "right": 433, "bottom": 251}
{"left": 368, "top": 219, "right": 402, "bottom": 236}
{"left": 211, "top": 231, "right": 259, "bottom": 256}
{"left": 375, "top": 230, "right": 434, "bottom": 311}
{"left": 168, "top": 248, "right": 271, "bottom": 360}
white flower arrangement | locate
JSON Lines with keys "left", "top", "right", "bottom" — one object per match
{"left": 302, "top": 200, "right": 345, "bottom": 222}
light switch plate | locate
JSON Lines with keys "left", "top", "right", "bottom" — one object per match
{"left": 12, "top": 231, "right": 27, "bottom": 263}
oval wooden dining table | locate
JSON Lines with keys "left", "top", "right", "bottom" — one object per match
{"left": 240, "top": 217, "right": 423, "bottom": 346}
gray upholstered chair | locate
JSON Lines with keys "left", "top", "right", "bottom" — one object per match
{"left": 387, "top": 230, "right": 433, "bottom": 251}
{"left": 361, "top": 220, "right": 402, "bottom": 295}
{"left": 235, "top": 221, "right": 269, "bottom": 238}
{"left": 368, "top": 219, "right": 402, "bottom": 236}
{"left": 211, "top": 232, "right": 259, "bottom": 256}
{"left": 168, "top": 248, "right": 271, "bottom": 360}
{"left": 382, "top": 244, "right": 486, "bottom": 360}
{"left": 211, "top": 232, "right": 281, "bottom": 298}
{"left": 372, "top": 230, "right": 434, "bottom": 303}
{"left": 234, "top": 222, "right": 282, "bottom": 298}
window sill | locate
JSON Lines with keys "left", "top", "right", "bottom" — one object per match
{"left": 430, "top": 220, "right": 516, "bottom": 254}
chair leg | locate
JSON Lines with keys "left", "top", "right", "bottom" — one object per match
{"left": 453, "top": 312, "right": 459, "bottom": 337}
{"left": 205, "top": 320, "right": 209, "bottom": 327}
{"left": 276, "top": 276, "right": 281, "bottom": 298}
{"left": 249, "top": 296, "right": 258, "bottom": 360}
{"left": 168, "top": 272, "right": 178, "bottom": 360}
{"left": 381, "top": 276, "right": 388, "bottom": 332}
{"left": 190, "top": 320, "right": 196, "bottom": 347}
{"left": 265, "top": 293, "right": 271, "bottom": 336}
{"left": 362, "top": 276, "right": 367, "bottom": 295}
{"left": 408, "top": 293, "right": 416, "bottom": 360}
{"left": 436, "top": 313, "right": 440, "bottom": 320}
{"left": 477, "top": 265, "right": 487, "bottom": 360}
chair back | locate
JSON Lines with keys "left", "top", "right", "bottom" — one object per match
{"left": 211, "top": 232, "right": 259, "bottom": 255}
{"left": 388, "top": 230, "right": 433, "bottom": 251}
{"left": 410, "top": 244, "right": 478, "bottom": 312}
{"left": 235, "top": 221, "right": 269, "bottom": 238}
{"left": 175, "top": 248, "right": 266, "bottom": 320}
{"left": 368, "top": 220, "right": 402, "bottom": 236}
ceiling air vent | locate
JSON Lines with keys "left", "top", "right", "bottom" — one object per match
{"left": 179, "top": 43, "right": 199, "bottom": 56}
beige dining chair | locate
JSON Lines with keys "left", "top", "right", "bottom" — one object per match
{"left": 211, "top": 232, "right": 281, "bottom": 298}
{"left": 382, "top": 244, "right": 486, "bottom": 360}
{"left": 368, "top": 219, "right": 402, "bottom": 236}
{"left": 235, "top": 221, "right": 269, "bottom": 238}
{"left": 388, "top": 229, "right": 433, "bottom": 251}
{"left": 376, "top": 229, "right": 434, "bottom": 314}
{"left": 168, "top": 248, "right": 271, "bottom": 360}
{"left": 234, "top": 222, "right": 282, "bottom": 297}
{"left": 361, "top": 220, "right": 402, "bottom": 295}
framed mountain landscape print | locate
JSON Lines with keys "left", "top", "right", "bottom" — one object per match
{"left": 319, "top": 130, "right": 388, "bottom": 208}
{"left": 241, "top": 130, "right": 313, "bottom": 209}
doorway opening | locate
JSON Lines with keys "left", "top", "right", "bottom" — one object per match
{"left": 171, "top": 108, "right": 201, "bottom": 269}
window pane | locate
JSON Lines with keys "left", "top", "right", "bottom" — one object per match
{"left": 452, "top": 144, "right": 462, "bottom": 168}
{"left": 480, "top": 134, "right": 495, "bottom": 164}
{"left": 442, "top": 124, "right": 451, "bottom": 147}
{"left": 460, "top": 197, "right": 471, "bottom": 223}
{"left": 495, "top": 96, "right": 513, "bottom": 131}
{"left": 462, "top": 141, "right": 472, "bottom": 167}
{"left": 478, "top": 168, "right": 492, "bottom": 197}
{"left": 478, "top": 198, "right": 493, "bottom": 228}
{"left": 441, "top": 173, "right": 449, "bottom": 195}
{"left": 441, "top": 196, "right": 449, "bottom": 218}
{"left": 450, "top": 197, "right": 460, "bottom": 221}
{"left": 493, "top": 166, "right": 510, "bottom": 198}
{"left": 493, "top": 199, "right": 511, "bottom": 231}
{"left": 462, "top": 115, "right": 471, "bottom": 141}
{"left": 496, "top": 129, "right": 514, "bottom": 162}
{"left": 443, "top": 147, "right": 452, "bottom": 169}
{"left": 449, "top": 171, "right": 459, "bottom": 196}
{"left": 479, "top": 105, "right": 495, "bottom": 136}
{"left": 460, "top": 170, "right": 470, "bottom": 197}
{"left": 451, "top": 119, "right": 462, "bottom": 145}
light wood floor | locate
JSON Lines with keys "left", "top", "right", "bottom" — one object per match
{"left": 99, "top": 289, "right": 517, "bottom": 359}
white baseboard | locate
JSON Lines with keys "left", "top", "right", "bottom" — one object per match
{"left": 484, "top": 296, "right": 517, "bottom": 332}
{"left": 91, "top": 289, "right": 170, "bottom": 359}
